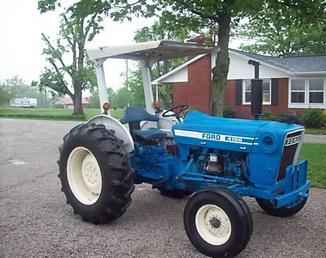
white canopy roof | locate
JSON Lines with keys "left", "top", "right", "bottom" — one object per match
{"left": 87, "top": 40, "right": 212, "bottom": 62}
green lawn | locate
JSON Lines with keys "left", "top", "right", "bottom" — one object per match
{"left": 301, "top": 144, "right": 326, "bottom": 188}
{"left": 0, "top": 107, "right": 123, "bottom": 120}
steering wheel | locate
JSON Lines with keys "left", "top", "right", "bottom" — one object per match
{"left": 161, "top": 104, "right": 190, "bottom": 120}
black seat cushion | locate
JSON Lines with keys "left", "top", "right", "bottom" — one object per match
{"left": 133, "top": 128, "right": 167, "bottom": 142}
{"left": 120, "top": 107, "right": 158, "bottom": 124}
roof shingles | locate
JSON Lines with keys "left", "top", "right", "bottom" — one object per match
{"left": 231, "top": 49, "right": 326, "bottom": 73}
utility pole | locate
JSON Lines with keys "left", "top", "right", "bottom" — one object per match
{"left": 125, "top": 59, "right": 129, "bottom": 107}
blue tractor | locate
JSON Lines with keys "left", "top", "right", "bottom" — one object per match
{"left": 58, "top": 41, "right": 310, "bottom": 257}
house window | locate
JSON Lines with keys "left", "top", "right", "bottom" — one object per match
{"left": 290, "top": 78, "right": 326, "bottom": 107}
{"left": 243, "top": 80, "right": 252, "bottom": 104}
{"left": 309, "top": 79, "right": 324, "bottom": 104}
{"left": 243, "top": 79, "right": 271, "bottom": 105}
{"left": 290, "top": 79, "right": 305, "bottom": 103}
{"left": 263, "top": 80, "right": 271, "bottom": 104}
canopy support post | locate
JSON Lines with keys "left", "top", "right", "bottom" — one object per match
{"left": 155, "top": 84, "right": 159, "bottom": 102}
{"left": 95, "top": 59, "right": 110, "bottom": 114}
{"left": 140, "top": 60, "right": 155, "bottom": 114}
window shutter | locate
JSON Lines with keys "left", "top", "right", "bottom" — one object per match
{"left": 235, "top": 80, "right": 242, "bottom": 105}
{"left": 271, "top": 78, "right": 279, "bottom": 106}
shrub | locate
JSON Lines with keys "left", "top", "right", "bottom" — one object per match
{"left": 302, "top": 109, "right": 325, "bottom": 128}
{"left": 260, "top": 112, "right": 276, "bottom": 120}
{"left": 53, "top": 104, "right": 64, "bottom": 109}
{"left": 223, "top": 106, "right": 235, "bottom": 118}
{"left": 277, "top": 112, "right": 303, "bottom": 125}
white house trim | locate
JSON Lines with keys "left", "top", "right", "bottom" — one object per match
{"left": 288, "top": 77, "right": 326, "bottom": 108}
{"left": 294, "top": 71, "right": 326, "bottom": 76}
{"left": 152, "top": 54, "right": 207, "bottom": 84}
{"left": 152, "top": 49, "right": 326, "bottom": 111}
{"left": 229, "top": 50, "right": 293, "bottom": 76}
{"left": 153, "top": 49, "right": 293, "bottom": 85}
{"left": 242, "top": 79, "right": 272, "bottom": 105}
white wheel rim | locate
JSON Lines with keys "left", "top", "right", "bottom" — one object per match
{"left": 195, "top": 204, "right": 232, "bottom": 246}
{"left": 67, "top": 146, "right": 102, "bottom": 205}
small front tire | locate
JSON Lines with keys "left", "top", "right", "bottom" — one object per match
{"left": 184, "top": 189, "right": 252, "bottom": 258}
{"left": 256, "top": 197, "right": 307, "bottom": 217}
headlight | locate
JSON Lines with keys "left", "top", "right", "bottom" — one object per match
{"left": 259, "top": 133, "right": 278, "bottom": 153}
{"left": 263, "top": 136, "right": 273, "bottom": 145}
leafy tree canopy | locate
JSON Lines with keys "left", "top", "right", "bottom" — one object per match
{"left": 38, "top": 0, "right": 326, "bottom": 115}
{"left": 0, "top": 76, "right": 50, "bottom": 106}
{"left": 37, "top": 0, "right": 111, "bottom": 114}
{"left": 238, "top": 1, "right": 326, "bottom": 55}
{"left": 132, "top": 0, "right": 326, "bottom": 114}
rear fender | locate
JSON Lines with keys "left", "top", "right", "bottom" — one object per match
{"left": 87, "top": 114, "right": 134, "bottom": 153}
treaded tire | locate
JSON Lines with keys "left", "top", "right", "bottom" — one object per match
{"left": 238, "top": 198, "right": 254, "bottom": 237}
{"left": 159, "top": 189, "right": 191, "bottom": 199}
{"left": 184, "top": 189, "right": 252, "bottom": 258}
{"left": 256, "top": 197, "right": 307, "bottom": 218}
{"left": 58, "top": 123, "right": 134, "bottom": 224}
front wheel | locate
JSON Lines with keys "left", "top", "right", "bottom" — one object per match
{"left": 184, "top": 189, "right": 252, "bottom": 258}
{"left": 256, "top": 197, "right": 307, "bottom": 217}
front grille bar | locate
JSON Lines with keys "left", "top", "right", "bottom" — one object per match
{"left": 278, "top": 130, "right": 304, "bottom": 181}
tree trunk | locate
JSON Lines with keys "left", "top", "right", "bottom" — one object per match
{"left": 73, "top": 84, "right": 83, "bottom": 115}
{"left": 211, "top": 15, "right": 231, "bottom": 116}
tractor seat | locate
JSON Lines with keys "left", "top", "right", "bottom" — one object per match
{"left": 133, "top": 128, "right": 167, "bottom": 142}
{"left": 120, "top": 107, "right": 165, "bottom": 143}
{"left": 120, "top": 107, "right": 158, "bottom": 124}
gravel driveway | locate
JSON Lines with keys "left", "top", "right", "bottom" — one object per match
{"left": 0, "top": 118, "right": 325, "bottom": 258}
{"left": 304, "top": 134, "right": 326, "bottom": 144}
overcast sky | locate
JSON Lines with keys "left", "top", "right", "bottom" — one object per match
{"left": 0, "top": 0, "right": 241, "bottom": 91}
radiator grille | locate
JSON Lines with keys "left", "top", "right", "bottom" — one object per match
{"left": 278, "top": 131, "right": 304, "bottom": 180}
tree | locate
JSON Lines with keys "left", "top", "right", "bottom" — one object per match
{"left": 38, "top": 0, "right": 109, "bottom": 114}
{"left": 238, "top": 2, "right": 326, "bottom": 55}
{"left": 102, "top": 0, "right": 262, "bottom": 114}
{"left": 134, "top": 19, "right": 197, "bottom": 107}
{"left": 141, "top": 1, "right": 326, "bottom": 115}
{"left": 132, "top": 1, "right": 326, "bottom": 114}
{"left": 134, "top": 15, "right": 203, "bottom": 43}
{"left": 111, "top": 87, "right": 130, "bottom": 108}
{"left": 50, "top": 0, "right": 325, "bottom": 115}
{"left": 0, "top": 86, "right": 14, "bottom": 106}
{"left": 0, "top": 76, "right": 50, "bottom": 106}
{"left": 89, "top": 87, "right": 115, "bottom": 108}
{"left": 126, "top": 71, "right": 145, "bottom": 107}
{"left": 88, "top": 71, "right": 145, "bottom": 110}
{"left": 0, "top": 77, "right": 22, "bottom": 105}
{"left": 134, "top": 16, "right": 210, "bottom": 74}
{"left": 141, "top": 1, "right": 263, "bottom": 115}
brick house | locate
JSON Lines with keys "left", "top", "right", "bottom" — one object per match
{"left": 153, "top": 49, "right": 326, "bottom": 118}
{"left": 55, "top": 95, "right": 90, "bottom": 109}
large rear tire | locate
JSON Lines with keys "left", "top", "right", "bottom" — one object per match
{"left": 58, "top": 123, "right": 134, "bottom": 224}
{"left": 256, "top": 197, "right": 307, "bottom": 217}
{"left": 184, "top": 189, "right": 252, "bottom": 258}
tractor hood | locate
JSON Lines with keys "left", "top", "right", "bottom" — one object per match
{"left": 173, "top": 111, "right": 303, "bottom": 152}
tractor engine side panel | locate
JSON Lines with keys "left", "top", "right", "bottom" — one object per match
{"left": 131, "top": 144, "right": 178, "bottom": 185}
{"left": 175, "top": 143, "right": 250, "bottom": 186}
